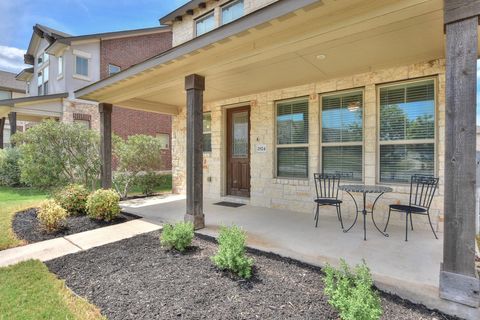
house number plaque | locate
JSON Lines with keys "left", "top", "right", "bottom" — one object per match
{"left": 255, "top": 144, "right": 267, "bottom": 153}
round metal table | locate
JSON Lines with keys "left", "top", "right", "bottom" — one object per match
{"left": 339, "top": 184, "right": 392, "bottom": 240}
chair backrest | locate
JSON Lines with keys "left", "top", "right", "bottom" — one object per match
{"left": 409, "top": 174, "right": 439, "bottom": 210}
{"left": 314, "top": 173, "right": 341, "bottom": 199}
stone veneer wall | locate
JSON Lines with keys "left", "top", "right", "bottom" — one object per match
{"left": 61, "top": 99, "right": 100, "bottom": 131}
{"left": 172, "top": 59, "right": 446, "bottom": 231}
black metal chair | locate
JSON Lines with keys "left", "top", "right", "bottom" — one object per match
{"left": 384, "top": 174, "right": 439, "bottom": 241}
{"left": 313, "top": 173, "right": 343, "bottom": 229}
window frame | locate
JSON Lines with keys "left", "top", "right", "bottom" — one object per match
{"left": 195, "top": 10, "right": 215, "bottom": 37}
{"left": 319, "top": 88, "right": 365, "bottom": 182}
{"left": 221, "top": 0, "right": 244, "bottom": 25}
{"left": 376, "top": 77, "right": 438, "bottom": 185}
{"left": 203, "top": 112, "right": 212, "bottom": 153}
{"left": 274, "top": 96, "right": 310, "bottom": 180}
{"left": 73, "top": 50, "right": 91, "bottom": 80}
{"left": 108, "top": 64, "right": 121, "bottom": 76}
{"left": 157, "top": 133, "right": 170, "bottom": 150}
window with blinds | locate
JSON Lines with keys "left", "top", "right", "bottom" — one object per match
{"left": 379, "top": 79, "right": 435, "bottom": 183}
{"left": 203, "top": 112, "right": 212, "bottom": 152}
{"left": 321, "top": 91, "right": 363, "bottom": 181}
{"left": 276, "top": 99, "right": 309, "bottom": 178}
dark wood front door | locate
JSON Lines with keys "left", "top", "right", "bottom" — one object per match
{"left": 227, "top": 106, "right": 250, "bottom": 197}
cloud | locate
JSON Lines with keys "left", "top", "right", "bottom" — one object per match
{"left": 0, "top": 46, "right": 27, "bottom": 73}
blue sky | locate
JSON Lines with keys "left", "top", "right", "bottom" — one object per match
{"left": 0, "top": 0, "right": 189, "bottom": 73}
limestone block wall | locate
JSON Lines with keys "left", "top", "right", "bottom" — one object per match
{"left": 172, "top": 59, "right": 446, "bottom": 231}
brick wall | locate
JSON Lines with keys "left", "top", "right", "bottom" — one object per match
{"left": 100, "top": 31, "right": 173, "bottom": 170}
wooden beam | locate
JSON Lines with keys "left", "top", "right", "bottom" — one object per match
{"left": 99, "top": 103, "right": 112, "bottom": 189}
{"left": 184, "top": 74, "right": 205, "bottom": 230}
{"left": 0, "top": 117, "right": 5, "bottom": 149}
{"left": 440, "top": 14, "right": 480, "bottom": 307}
{"left": 444, "top": 0, "right": 480, "bottom": 25}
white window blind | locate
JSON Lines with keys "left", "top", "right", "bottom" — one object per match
{"left": 276, "top": 99, "right": 309, "bottom": 178}
{"left": 379, "top": 79, "right": 435, "bottom": 183}
{"left": 321, "top": 91, "right": 363, "bottom": 181}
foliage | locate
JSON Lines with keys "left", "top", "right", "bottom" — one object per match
{"left": 86, "top": 189, "right": 121, "bottom": 221}
{"left": 53, "top": 184, "right": 90, "bottom": 216}
{"left": 323, "top": 259, "right": 382, "bottom": 320}
{"left": 0, "top": 260, "right": 105, "bottom": 320}
{"left": 135, "top": 172, "right": 169, "bottom": 196}
{"left": 37, "top": 199, "right": 68, "bottom": 233}
{"left": 112, "top": 134, "right": 165, "bottom": 199}
{"left": 160, "top": 221, "right": 194, "bottom": 252}
{"left": 12, "top": 120, "right": 100, "bottom": 190}
{"left": 0, "top": 148, "right": 22, "bottom": 187}
{"left": 211, "top": 225, "right": 254, "bottom": 279}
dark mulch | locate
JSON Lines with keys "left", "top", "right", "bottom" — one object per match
{"left": 12, "top": 208, "right": 140, "bottom": 244}
{"left": 46, "top": 231, "right": 456, "bottom": 320}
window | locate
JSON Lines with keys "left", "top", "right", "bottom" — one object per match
{"left": 222, "top": 0, "right": 244, "bottom": 25}
{"left": 37, "top": 68, "right": 49, "bottom": 96}
{"left": 73, "top": 113, "right": 91, "bottom": 129}
{"left": 203, "top": 112, "right": 212, "bottom": 152}
{"left": 379, "top": 79, "right": 435, "bottom": 183}
{"left": 57, "top": 55, "right": 63, "bottom": 76}
{"left": 276, "top": 99, "right": 309, "bottom": 178}
{"left": 321, "top": 91, "right": 363, "bottom": 181}
{"left": 157, "top": 133, "right": 170, "bottom": 150}
{"left": 75, "top": 56, "right": 89, "bottom": 77}
{"left": 196, "top": 12, "right": 215, "bottom": 36}
{"left": 0, "top": 90, "right": 11, "bottom": 100}
{"left": 108, "top": 64, "right": 121, "bottom": 76}
{"left": 37, "top": 52, "right": 49, "bottom": 66}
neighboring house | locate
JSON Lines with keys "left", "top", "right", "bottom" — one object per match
{"left": 0, "top": 71, "right": 27, "bottom": 148}
{"left": 0, "top": 24, "right": 173, "bottom": 168}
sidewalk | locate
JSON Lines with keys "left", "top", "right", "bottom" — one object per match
{"left": 0, "top": 219, "right": 161, "bottom": 267}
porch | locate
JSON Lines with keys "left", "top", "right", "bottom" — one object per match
{"left": 121, "top": 195, "right": 477, "bottom": 319}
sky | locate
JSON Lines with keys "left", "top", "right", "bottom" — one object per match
{"left": 0, "top": 0, "right": 189, "bottom": 73}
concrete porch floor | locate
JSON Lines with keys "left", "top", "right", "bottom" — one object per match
{"left": 121, "top": 195, "right": 479, "bottom": 320}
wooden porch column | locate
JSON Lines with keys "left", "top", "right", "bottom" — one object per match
{"left": 99, "top": 103, "right": 112, "bottom": 189}
{"left": 8, "top": 112, "right": 16, "bottom": 147}
{"left": 184, "top": 74, "right": 205, "bottom": 229}
{"left": 0, "top": 117, "right": 5, "bottom": 149}
{"left": 440, "top": 0, "right": 480, "bottom": 307}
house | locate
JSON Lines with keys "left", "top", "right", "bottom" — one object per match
{"left": 75, "top": 0, "right": 479, "bottom": 310}
{"left": 0, "top": 24, "right": 173, "bottom": 168}
{"left": 0, "top": 70, "right": 27, "bottom": 148}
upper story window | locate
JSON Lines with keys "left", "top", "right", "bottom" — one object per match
{"left": 75, "top": 56, "right": 89, "bottom": 78}
{"left": 195, "top": 12, "right": 215, "bottom": 36}
{"left": 57, "top": 55, "right": 64, "bottom": 77}
{"left": 37, "top": 68, "right": 49, "bottom": 96}
{"left": 221, "top": 0, "right": 244, "bottom": 25}
{"left": 108, "top": 64, "right": 121, "bottom": 76}
{"left": 37, "top": 52, "right": 49, "bottom": 66}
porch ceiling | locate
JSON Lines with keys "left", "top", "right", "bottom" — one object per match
{"left": 0, "top": 94, "right": 65, "bottom": 119}
{"left": 76, "top": 0, "right": 468, "bottom": 114}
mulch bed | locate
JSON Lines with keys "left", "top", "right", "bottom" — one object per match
{"left": 13, "top": 208, "right": 140, "bottom": 244}
{"left": 46, "top": 231, "right": 456, "bottom": 320}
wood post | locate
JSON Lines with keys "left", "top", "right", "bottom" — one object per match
{"left": 99, "top": 103, "right": 112, "bottom": 189}
{"left": 184, "top": 74, "right": 205, "bottom": 230}
{"left": 0, "top": 117, "right": 5, "bottom": 149}
{"left": 8, "top": 112, "right": 16, "bottom": 147}
{"left": 440, "top": 1, "right": 480, "bottom": 307}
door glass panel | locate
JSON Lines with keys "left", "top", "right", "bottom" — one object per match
{"left": 232, "top": 111, "right": 248, "bottom": 158}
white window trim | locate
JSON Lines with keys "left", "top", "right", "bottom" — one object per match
{"left": 195, "top": 11, "right": 215, "bottom": 37}
{"left": 274, "top": 96, "right": 310, "bottom": 180}
{"left": 220, "top": 0, "right": 244, "bottom": 26}
{"left": 57, "top": 55, "right": 64, "bottom": 80}
{"left": 376, "top": 77, "right": 438, "bottom": 185}
{"left": 319, "top": 89, "right": 365, "bottom": 183}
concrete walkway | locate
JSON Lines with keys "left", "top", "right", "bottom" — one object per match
{"left": 121, "top": 195, "right": 480, "bottom": 320}
{"left": 0, "top": 219, "right": 160, "bottom": 268}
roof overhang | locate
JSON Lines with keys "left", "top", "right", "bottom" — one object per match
{"left": 15, "top": 68, "right": 34, "bottom": 82}
{"left": 160, "top": 0, "right": 206, "bottom": 25}
{"left": 76, "top": 0, "right": 466, "bottom": 115}
{"left": 0, "top": 93, "right": 67, "bottom": 119}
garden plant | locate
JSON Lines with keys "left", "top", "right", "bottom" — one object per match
{"left": 160, "top": 221, "right": 194, "bottom": 252}
{"left": 37, "top": 199, "right": 68, "bottom": 233}
{"left": 86, "top": 189, "right": 121, "bottom": 222}
{"left": 54, "top": 184, "right": 90, "bottom": 216}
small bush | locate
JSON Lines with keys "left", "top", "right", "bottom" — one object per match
{"left": 211, "top": 225, "right": 253, "bottom": 279}
{"left": 323, "top": 259, "right": 382, "bottom": 320}
{"left": 0, "top": 148, "right": 22, "bottom": 187}
{"left": 160, "top": 221, "right": 194, "bottom": 252}
{"left": 86, "top": 189, "right": 121, "bottom": 221}
{"left": 37, "top": 199, "right": 68, "bottom": 233}
{"left": 135, "top": 172, "right": 167, "bottom": 196}
{"left": 54, "top": 184, "right": 90, "bottom": 216}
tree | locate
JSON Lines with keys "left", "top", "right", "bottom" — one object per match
{"left": 112, "top": 134, "right": 165, "bottom": 198}
{"left": 12, "top": 120, "right": 100, "bottom": 189}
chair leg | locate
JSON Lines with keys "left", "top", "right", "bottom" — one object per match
{"left": 337, "top": 205, "right": 344, "bottom": 229}
{"left": 405, "top": 212, "right": 409, "bottom": 242}
{"left": 409, "top": 212, "right": 414, "bottom": 231}
{"left": 383, "top": 208, "right": 391, "bottom": 232}
{"left": 315, "top": 204, "right": 320, "bottom": 228}
{"left": 427, "top": 211, "right": 438, "bottom": 240}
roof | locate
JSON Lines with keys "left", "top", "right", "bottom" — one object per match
{"left": 159, "top": 0, "right": 205, "bottom": 24}
{"left": 35, "top": 24, "right": 72, "bottom": 38}
{"left": 0, "top": 70, "right": 26, "bottom": 92}
{"left": 0, "top": 92, "right": 68, "bottom": 107}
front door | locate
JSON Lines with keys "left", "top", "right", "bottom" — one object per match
{"left": 227, "top": 106, "right": 250, "bottom": 197}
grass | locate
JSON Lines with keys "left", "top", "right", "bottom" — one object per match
{"left": 0, "top": 186, "right": 48, "bottom": 250}
{"left": 0, "top": 260, "right": 105, "bottom": 320}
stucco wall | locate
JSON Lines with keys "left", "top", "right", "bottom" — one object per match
{"left": 172, "top": 59, "right": 446, "bottom": 231}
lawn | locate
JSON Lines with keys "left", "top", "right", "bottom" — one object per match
{"left": 0, "top": 259, "right": 104, "bottom": 320}
{"left": 0, "top": 186, "right": 48, "bottom": 250}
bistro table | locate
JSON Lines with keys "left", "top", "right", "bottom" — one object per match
{"left": 339, "top": 184, "right": 393, "bottom": 240}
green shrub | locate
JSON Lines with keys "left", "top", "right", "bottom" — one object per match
{"left": 54, "top": 184, "right": 90, "bottom": 216}
{"left": 135, "top": 172, "right": 169, "bottom": 196}
{"left": 37, "top": 199, "right": 68, "bottom": 233}
{"left": 160, "top": 221, "right": 194, "bottom": 252}
{"left": 211, "top": 225, "right": 253, "bottom": 279}
{"left": 86, "top": 189, "right": 121, "bottom": 221}
{"left": 0, "top": 148, "right": 22, "bottom": 187}
{"left": 323, "top": 259, "right": 382, "bottom": 320}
